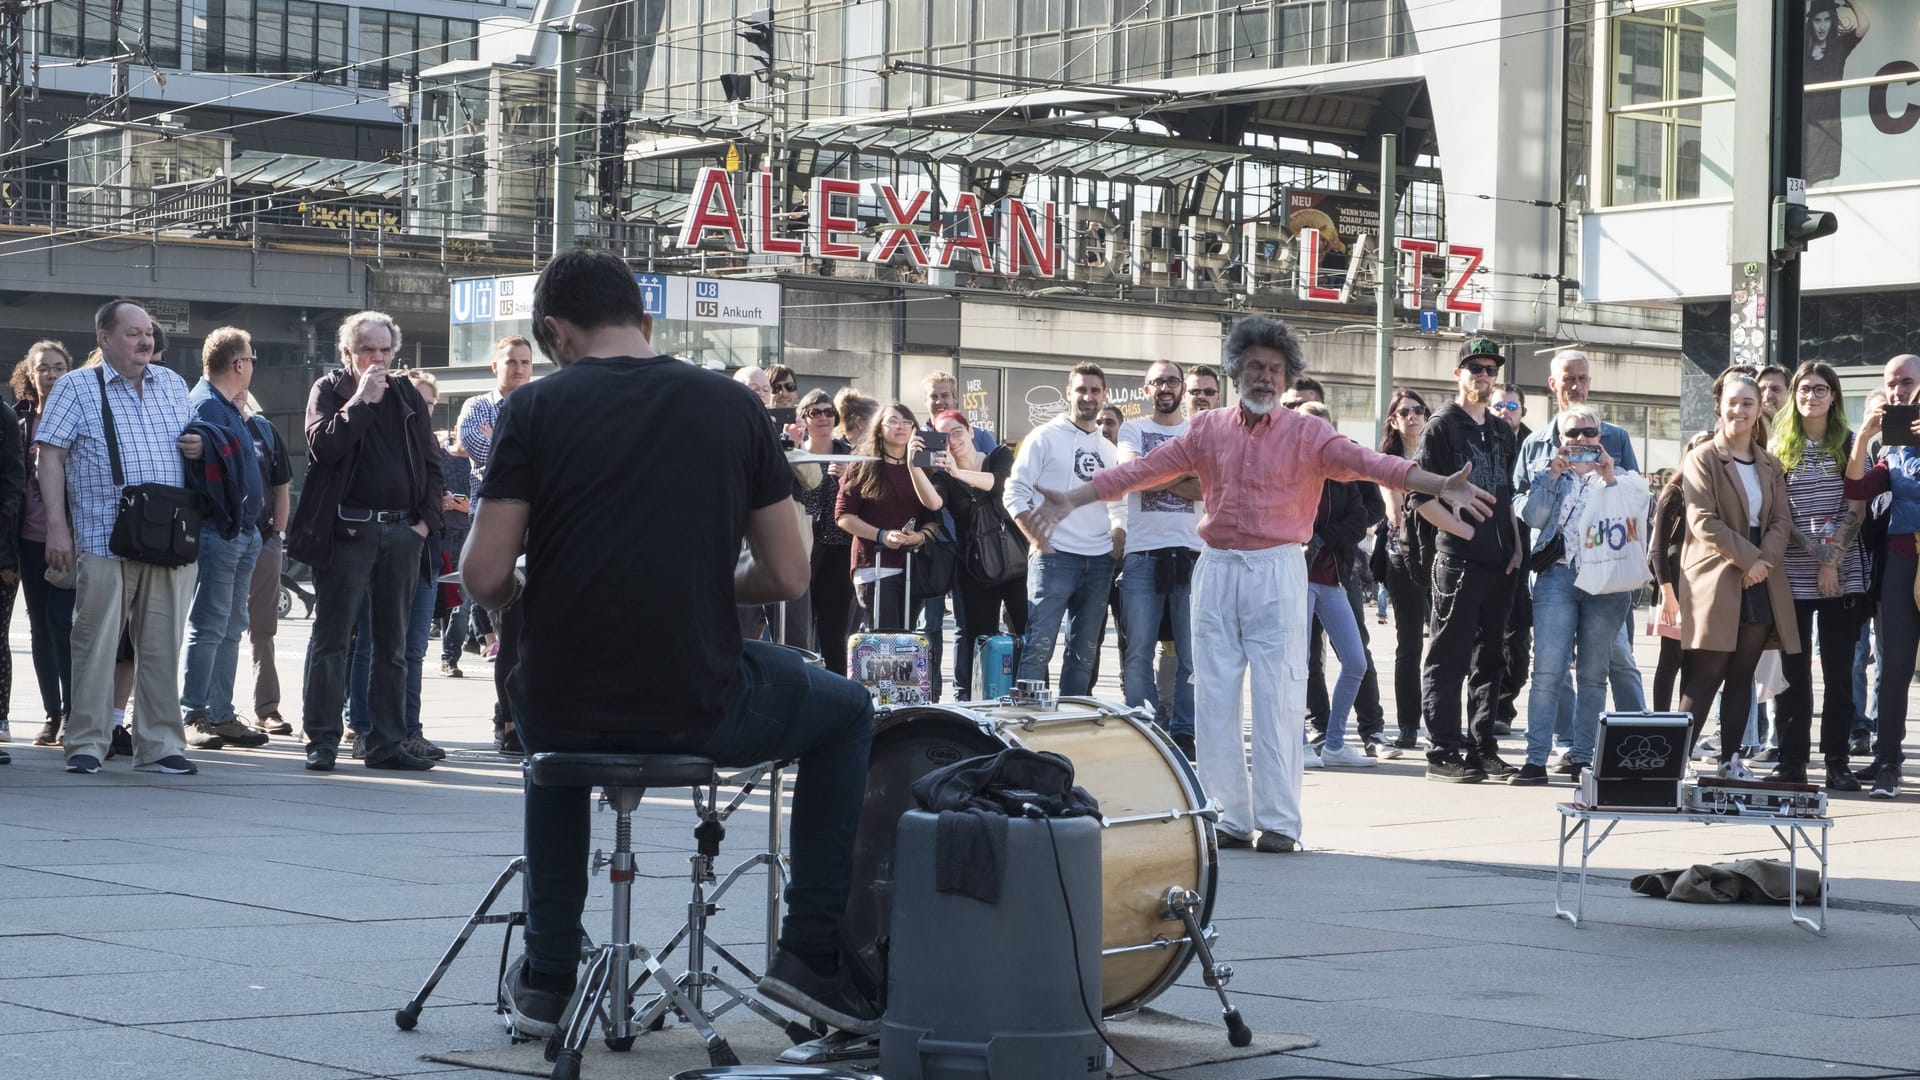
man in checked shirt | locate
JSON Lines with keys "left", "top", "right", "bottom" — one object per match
{"left": 458, "top": 334, "right": 534, "bottom": 753}
{"left": 1025, "top": 315, "right": 1494, "bottom": 853}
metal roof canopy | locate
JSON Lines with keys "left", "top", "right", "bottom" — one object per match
{"left": 228, "top": 151, "right": 406, "bottom": 199}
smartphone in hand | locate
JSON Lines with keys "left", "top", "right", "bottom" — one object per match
{"left": 1566, "top": 445, "right": 1602, "bottom": 464}
{"left": 912, "top": 447, "right": 940, "bottom": 469}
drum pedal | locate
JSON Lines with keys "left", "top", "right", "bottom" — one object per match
{"left": 777, "top": 1029, "right": 880, "bottom": 1065}
{"left": 1165, "top": 887, "right": 1253, "bottom": 1048}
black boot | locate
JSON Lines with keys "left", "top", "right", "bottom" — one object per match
{"left": 1825, "top": 757, "right": 1862, "bottom": 792}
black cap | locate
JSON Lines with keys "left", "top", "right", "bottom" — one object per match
{"left": 1458, "top": 337, "right": 1505, "bottom": 366}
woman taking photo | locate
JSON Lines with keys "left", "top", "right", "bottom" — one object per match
{"left": 1771, "top": 361, "right": 1869, "bottom": 789}
{"left": 1678, "top": 369, "right": 1799, "bottom": 780}
{"left": 835, "top": 402, "right": 945, "bottom": 630}
{"left": 1512, "top": 405, "right": 1642, "bottom": 785}
{"left": 794, "top": 389, "right": 856, "bottom": 674}
{"left": 13, "top": 342, "right": 72, "bottom": 747}
{"left": 929, "top": 410, "right": 1027, "bottom": 700}
{"left": 1375, "top": 387, "right": 1430, "bottom": 756}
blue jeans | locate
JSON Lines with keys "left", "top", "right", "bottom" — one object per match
{"left": 517, "top": 640, "right": 875, "bottom": 977}
{"left": 1309, "top": 581, "right": 1367, "bottom": 748}
{"left": 1017, "top": 552, "right": 1114, "bottom": 696}
{"left": 1526, "top": 564, "right": 1633, "bottom": 766}
{"left": 1552, "top": 620, "right": 1646, "bottom": 748}
{"left": 348, "top": 574, "right": 435, "bottom": 737}
{"left": 1118, "top": 552, "right": 1193, "bottom": 736}
{"left": 181, "top": 526, "right": 263, "bottom": 723}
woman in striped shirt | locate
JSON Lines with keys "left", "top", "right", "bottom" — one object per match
{"left": 1771, "top": 360, "right": 1868, "bottom": 790}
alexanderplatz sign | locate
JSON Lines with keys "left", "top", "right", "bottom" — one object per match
{"left": 677, "top": 166, "right": 1488, "bottom": 314}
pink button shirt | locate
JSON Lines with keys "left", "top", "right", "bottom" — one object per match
{"left": 1090, "top": 406, "right": 1416, "bottom": 551}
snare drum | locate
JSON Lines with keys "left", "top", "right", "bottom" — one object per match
{"left": 841, "top": 697, "right": 1216, "bottom": 1015}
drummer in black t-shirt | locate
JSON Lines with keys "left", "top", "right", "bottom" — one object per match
{"left": 462, "top": 250, "right": 878, "bottom": 1039}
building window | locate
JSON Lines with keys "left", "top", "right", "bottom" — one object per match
{"left": 201, "top": 0, "right": 351, "bottom": 84}
{"left": 38, "top": 0, "right": 180, "bottom": 69}
{"left": 358, "top": 10, "right": 479, "bottom": 91}
{"left": 1605, "top": 1, "right": 1736, "bottom": 205}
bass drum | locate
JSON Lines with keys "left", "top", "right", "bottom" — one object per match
{"left": 841, "top": 697, "right": 1217, "bottom": 1016}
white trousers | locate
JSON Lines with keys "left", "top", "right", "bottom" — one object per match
{"left": 1191, "top": 543, "right": 1309, "bottom": 842}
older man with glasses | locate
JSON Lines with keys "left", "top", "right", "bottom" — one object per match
{"left": 1512, "top": 349, "right": 1647, "bottom": 770}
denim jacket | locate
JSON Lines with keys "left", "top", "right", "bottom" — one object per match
{"left": 1513, "top": 419, "right": 1638, "bottom": 504}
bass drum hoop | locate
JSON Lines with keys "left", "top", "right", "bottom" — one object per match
{"left": 1007, "top": 696, "right": 1217, "bottom": 1015}
{"left": 842, "top": 698, "right": 1217, "bottom": 1018}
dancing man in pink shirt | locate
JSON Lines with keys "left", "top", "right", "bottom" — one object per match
{"left": 1026, "top": 316, "right": 1493, "bottom": 852}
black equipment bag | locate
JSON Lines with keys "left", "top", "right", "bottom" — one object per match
{"left": 98, "top": 368, "right": 202, "bottom": 568}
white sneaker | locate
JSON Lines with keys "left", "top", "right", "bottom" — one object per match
{"left": 1319, "top": 743, "right": 1377, "bottom": 768}
{"left": 1717, "top": 755, "right": 1755, "bottom": 782}
{"left": 1303, "top": 745, "right": 1324, "bottom": 769}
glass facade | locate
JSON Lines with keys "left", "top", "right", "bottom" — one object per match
{"left": 1605, "top": 1, "right": 1736, "bottom": 205}
{"left": 38, "top": 0, "right": 182, "bottom": 69}
{"left": 200, "top": 0, "right": 353, "bottom": 85}
{"left": 609, "top": 0, "right": 1412, "bottom": 121}
{"left": 356, "top": 10, "right": 480, "bottom": 90}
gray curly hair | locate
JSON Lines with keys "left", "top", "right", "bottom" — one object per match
{"left": 1222, "top": 315, "right": 1306, "bottom": 384}
{"left": 336, "top": 310, "right": 403, "bottom": 360}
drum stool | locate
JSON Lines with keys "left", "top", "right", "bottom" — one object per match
{"left": 528, "top": 752, "right": 811, "bottom": 1080}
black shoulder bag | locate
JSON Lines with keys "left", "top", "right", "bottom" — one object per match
{"left": 98, "top": 368, "right": 202, "bottom": 568}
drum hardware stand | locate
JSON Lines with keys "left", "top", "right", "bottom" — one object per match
{"left": 395, "top": 856, "right": 557, "bottom": 1031}
{"left": 1011, "top": 679, "right": 1057, "bottom": 710}
{"left": 629, "top": 763, "right": 813, "bottom": 1046}
{"left": 1162, "top": 886, "right": 1253, "bottom": 1048}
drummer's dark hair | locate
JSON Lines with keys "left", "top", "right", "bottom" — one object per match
{"left": 530, "top": 249, "right": 650, "bottom": 365}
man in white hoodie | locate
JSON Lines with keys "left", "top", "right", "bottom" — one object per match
{"left": 1005, "top": 363, "right": 1125, "bottom": 695}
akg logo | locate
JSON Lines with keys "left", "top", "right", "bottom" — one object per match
{"left": 1618, "top": 735, "right": 1671, "bottom": 772}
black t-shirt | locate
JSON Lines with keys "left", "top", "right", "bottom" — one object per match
{"left": 480, "top": 354, "right": 789, "bottom": 735}
{"left": 343, "top": 395, "right": 415, "bottom": 512}
{"left": 1411, "top": 401, "right": 1516, "bottom": 568}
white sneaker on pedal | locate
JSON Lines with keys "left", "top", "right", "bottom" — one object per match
{"left": 1717, "top": 755, "right": 1755, "bottom": 782}
{"left": 1319, "top": 743, "right": 1376, "bottom": 768}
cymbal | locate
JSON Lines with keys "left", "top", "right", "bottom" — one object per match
{"left": 787, "top": 450, "right": 877, "bottom": 465}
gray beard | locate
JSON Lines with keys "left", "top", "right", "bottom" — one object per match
{"left": 1240, "top": 395, "right": 1278, "bottom": 416}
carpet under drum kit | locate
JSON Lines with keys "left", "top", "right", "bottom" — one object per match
{"left": 394, "top": 653, "right": 1249, "bottom": 1080}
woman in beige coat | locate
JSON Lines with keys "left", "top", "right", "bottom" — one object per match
{"left": 1678, "top": 369, "right": 1801, "bottom": 780}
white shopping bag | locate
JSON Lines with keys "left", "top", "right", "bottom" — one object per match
{"left": 1754, "top": 650, "right": 1788, "bottom": 703}
{"left": 1573, "top": 472, "right": 1654, "bottom": 596}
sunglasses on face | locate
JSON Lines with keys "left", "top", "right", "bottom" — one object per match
{"left": 1562, "top": 427, "right": 1601, "bottom": 440}
{"left": 1492, "top": 401, "right": 1521, "bottom": 412}
{"left": 1395, "top": 406, "right": 1429, "bottom": 418}
{"left": 1187, "top": 388, "right": 1219, "bottom": 397}
{"left": 1463, "top": 363, "right": 1500, "bottom": 378}
{"left": 805, "top": 407, "right": 836, "bottom": 419}
{"left": 771, "top": 381, "right": 797, "bottom": 392}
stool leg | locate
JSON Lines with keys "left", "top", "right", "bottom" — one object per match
{"left": 607, "top": 811, "right": 634, "bottom": 1042}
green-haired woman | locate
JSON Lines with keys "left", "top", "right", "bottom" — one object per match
{"left": 1770, "top": 359, "right": 1868, "bottom": 791}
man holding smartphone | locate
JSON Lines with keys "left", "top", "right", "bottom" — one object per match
{"left": 1845, "top": 353, "right": 1920, "bottom": 799}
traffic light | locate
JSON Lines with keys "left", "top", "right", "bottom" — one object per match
{"left": 1771, "top": 198, "right": 1839, "bottom": 262}
{"left": 737, "top": 9, "right": 775, "bottom": 78}
{"left": 717, "top": 73, "right": 755, "bottom": 102}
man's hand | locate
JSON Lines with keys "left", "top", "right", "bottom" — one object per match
{"left": 1817, "top": 562, "right": 1841, "bottom": 598}
{"left": 1438, "top": 463, "right": 1497, "bottom": 522}
{"left": 177, "top": 433, "right": 204, "bottom": 460}
{"left": 1506, "top": 549, "right": 1523, "bottom": 575}
{"left": 0, "top": 568, "right": 17, "bottom": 586}
{"left": 1027, "top": 486, "right": 1082, "bottom": 546}
{"left": 1744, "top": 560, "right": 1772, "bottom": 587}
{"left": 1422, "top": 500, "right": 1478, "bottom": 540}
{"left": 46, "top": 523, "right": 74, "bottom": 575}
{"left": 352, "top": 365, "right": 390, "bottom": 406}
{"left": 412, "top": 521, "right": 429, "bottom": 539}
